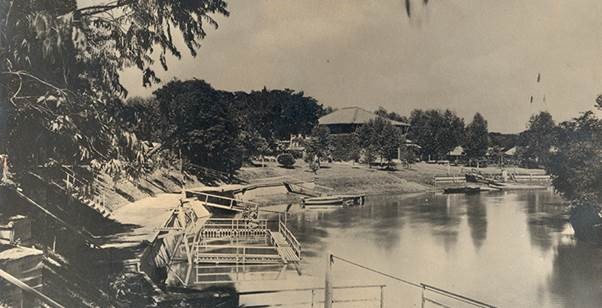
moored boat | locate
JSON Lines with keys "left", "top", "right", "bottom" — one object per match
{"left": 443, "top": 185, "right": 501, "bottom": 194}
{"left": 302, "top": 194, "right": 366, "bottom": 208}
{"left": 302, "top": 196, "right": 344, "bottom": 208}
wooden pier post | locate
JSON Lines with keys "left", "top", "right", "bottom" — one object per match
{"left": 324, "top": 252, "right": 333, "bottom": 308}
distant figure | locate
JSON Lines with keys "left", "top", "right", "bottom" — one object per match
{"left": 247, "top": 210, "right": 259, "bottom": 229}
{"left": 501, "top": 169, "right": 508, "bottom": 182}
{"left": 309, "top": 155, "right": 320, "bottom": 174}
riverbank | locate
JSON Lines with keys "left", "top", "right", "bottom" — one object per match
{"left": 237, "top": 160, "right": 546, "bottom": 206}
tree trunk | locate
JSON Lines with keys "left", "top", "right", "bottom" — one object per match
{"left": 0, "top": 77, "right": 8, "bottom": 155}
{"left": 0, "top": 6, "right": 8, "bottom": 156}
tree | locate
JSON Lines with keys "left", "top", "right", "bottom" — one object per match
{"left": 0, "top": 0, "right": 229, "bottom": 179}
{"left": 320, "top": 106, "right": 337, "bottom": 117}
{"left": 489, "top": 132, "right": 518, "bottom": 149}
{"left": 545, "top": 109, "right": 602, "bottom": 241}
{"left": 518, "top": 111, "right": 556, "bottom": 166}
{"left": 375, "top": 106, "right": 409, "bottom": 124}
{"left": 303, "top": 126, "right": 331, "bottom": 163}
{"left": 357, "top": 118, "right": 404, "bottom": 169}
{"left": 330, "top": 134, "right": 361, "bottom": 162}
{"left": 464, "top": 113, "right": 489, "bottom": 161}
{"left": 547, "top": 111, "right": 602, "bottom": 202}
{"left": 230, "top": 88, "right": 325, "bottom": 152}
{"left": 154, "top": 79, "right": 242, "bottom": 173}
{"left": 116, "top": 96, "right": 162, "bottom": 142}
{"left": 408, "top": 109, "right": 465, "bottom": 160}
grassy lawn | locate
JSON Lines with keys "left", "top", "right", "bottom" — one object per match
{"left": 239, "top": 160, "right": 546, "bottom": 195}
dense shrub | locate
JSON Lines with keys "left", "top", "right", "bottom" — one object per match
{"left": 277, "top": 153, "right": 296, "bottom": 168}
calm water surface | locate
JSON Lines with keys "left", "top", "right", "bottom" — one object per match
{"left": 270, "top": 190, "right": 602, "bottom": 307}
{"left": 175, "top": 190, "right": 602, "bottom": 307}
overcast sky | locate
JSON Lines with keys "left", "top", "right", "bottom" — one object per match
{"left": 120, "top": 0, "right": 602, "bottom": 133}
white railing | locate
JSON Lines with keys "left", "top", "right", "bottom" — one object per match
{"left": 238, "top": 284, "right": 386, "bottom": 308}
{"left": 433, "top": 175, "right": 466, "bottom": 186}
{"left": 279, "top": 220, "right": 301, "bottom": 258}
{"left": 60, "top": 165, "right": 110, "bottom": 213}
{"left": 330, "top": 254, "right": 496, "bottom": 308}
{"left": 204, "top": 218, "right": 268, "bottom": 231}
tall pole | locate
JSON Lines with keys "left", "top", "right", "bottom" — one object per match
{"left": 324, "top": 252, "right": 333, "bottom": 308}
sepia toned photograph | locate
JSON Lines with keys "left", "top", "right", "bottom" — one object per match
{"left": 1, "top": 0, "right": 601, "bottom": 307}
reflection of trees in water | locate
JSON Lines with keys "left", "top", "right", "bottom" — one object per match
{"left": 405, "top": 193, "right": 462, "bottom": 251}
{"left": 465, "top": 195, "right": 487, "bottom": 250}
{"left": 366, "top": 200, "right": 405, "bottom": 252}
{"left": 521, "top": 191, "right": 568, "bottom": 252}
{"left": 547, "top": 242, "right": 602, "bottom": 307}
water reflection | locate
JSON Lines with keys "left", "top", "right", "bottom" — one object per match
{"left": 547, "top": 240, "right": 602, "bottom": 308}
{"left": 286, "top": 190, "right": 602, "bottom": 307}
{"left": 169, "top": 190, "right": 602, "bottom": 307}
{"left": 465, "top": 194, "right": 487, "bottom": 250}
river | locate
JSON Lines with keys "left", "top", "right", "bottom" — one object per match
{"left": 177, "top": 189, "right": 602, "bottom": 307}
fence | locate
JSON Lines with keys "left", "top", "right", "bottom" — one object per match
{"left": 197, "top": 215, "right": 302, "bottom": 264}
{"left": 328, "top": 254, "right": 496, "bottom": 308}
{"left": 279, "top": 219, "right": 301, "bottom": 258}
{"left": 60, "top": 165, "right": 111, "bottom": 212}
{"left": 433, "top": 176, "right": 466, "bottom": 186}
{"left": 239, "top": 284, "right": 386, "bottom": 308}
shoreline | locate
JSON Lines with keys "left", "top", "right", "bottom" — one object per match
{"left": 237, "top": 161, "right": 547, "bottom": 208}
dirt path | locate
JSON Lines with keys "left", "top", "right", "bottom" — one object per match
{"left": 102, "top": 193, "right": 184, "bottom": 249}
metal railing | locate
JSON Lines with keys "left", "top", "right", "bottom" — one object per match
{"left": 204, "top": 218, "right": 269, "bottom": 231}
{"left": 279, "top": 220, "right": 301, "bottom": 259}
{"left": 197, "top": 216, "right": 302, "bottom": 264}
{"left": 239, "top": 284, "right": 386, "bottom": 308}
{"left": 195, "top": 244, "right": 281, "bottom": 264}
{"left": 330, "top": 254, "right": 496, "bottom": 308}
{"left": 433, "top": 176, "right": 466, "bottom": 186}
{"left": 60, "top": 165, "right": 110, "bottom": 213}
{"left": 421, "top": 284, "right": 495, "bottom": 308}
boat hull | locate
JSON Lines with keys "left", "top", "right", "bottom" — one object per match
{"left": 302, "top": 194, "right": 365, "bottom": 208}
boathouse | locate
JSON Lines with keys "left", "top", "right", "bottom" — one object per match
{"left": 318, "top": 106, "right": 410, "bottom": 134}
{"left": 318, "top": 107, "right": 411, "bottom": 162}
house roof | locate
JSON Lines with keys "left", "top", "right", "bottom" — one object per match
{"left": 448, "top": 146, "right": 464, "bottom": 156}
{"left": 318, "top": 107, "right": 410, "bottom": 127}
{"left": 504, "top": 146, "right": 517, "bottom": 156}
{"left": 405, "top": 139, "right": 422, "bottom": 149}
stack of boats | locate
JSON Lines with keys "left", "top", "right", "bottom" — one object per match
{"left": 443, "top": 172, "right": 550, "bottom": 194}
